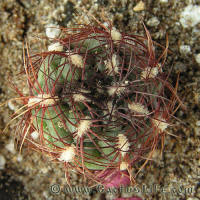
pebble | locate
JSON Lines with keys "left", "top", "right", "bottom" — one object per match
{"left": 196, "top": 121, "right": 200, "bottom": 127}
{"left": 8, "top": 100, "right": 17, "bottom": 111}
{"left": 45, "top": 23, "right": 61, "bottom": 39}
{"left": 43, "top": 191, "right": 53, "bottom": 200}
{"left": 17, "top": 154, "right": 23, "bottom": 162}
{"left": 5, "top": 140, "right": 16, "bottom": 154}
{"left": 174, "top": 62, "right": 187, "bottom": 72}
{"left": 194, "top": 127, "right": 200, "bottom": 136}
{"left": 180, "top": 5, "right": 200, "bottom": 28}
{"left": 160, "top": 0, "right": 168, "bottom": 3}
{"left": 133, "top": 1, "right": 145, "bottom": 12}
{"left": 147, "top": 17, "right": 160, "bottom": 27}
{"left": 40, "top": 167, "right": 48, "bottom": 174}
{"left": 179, "top": 45, "right": 191, "bottom": 55}
{"left": 195, "top": 53, "right": 200, "bottom": 65}
{"left": 151, "top": 149, "right": 162, "bottom": 160}
{"left": 0, "top": 155, "right": 6, "bottom": 170}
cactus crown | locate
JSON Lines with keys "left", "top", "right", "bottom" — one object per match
{"left": 14, "top": 24, "right": 179, "bottom": 186}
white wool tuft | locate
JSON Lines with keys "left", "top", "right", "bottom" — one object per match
{"left": 104, "top": 54, "right": 119, "bottom": 74}
{"left": 73, "top": 94, "right": 87, "bottom": 102}
{"left": 76, "top": 117, "right": 92, "bottom": 138}
{"left": 73, "top": 89, "right": 90, "bottom": 102}
{"left": 80, "top": 89, "right": 90, "bottom": 93}
{"left": 111, "top": 28, "right": 122, "bottom": 41}
{"left": 73, "top": 94, "right": 90, "bottom": 103}
{"left": 58, "top": 145, "right": 76, "bottom": 162}
{"left": 120, "top": 161, "right": 129, "bottom": 171}
{"left": 152, "top": 116, "right": 168, "bottom": 132}
{"left": 48, "top": 42, "right": 63, "bottom": 51}
{"left": 28, "top": 94, "right": 58, "bottom": 107}
{"left": 128, "top": 102, "right": 149, "bottom": 115}
{"left": 141, "top": 67, "right": 159, "bottom": 79}
{"left": 108, "top": 86, "right": 117, "bottom": 96}
{"left": 107, "top": 101, "right": 114, "bottom": 113}
{"left": 57, "top": 121, "right": 65, "bottom": 129}
{"left": 31, "top": 131, "right": 39, "bottom": 140}
{"left": 69, "top": 54, "right": 84, "bottom": 68}
{"left": 108, "top": 83, "right": 127, "bottom": 96}
{"left": 117, "top": 134, "right": 130, "bottom": 157}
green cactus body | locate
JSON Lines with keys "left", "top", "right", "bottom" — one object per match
{"left": 20, "top": 25, "right": 179, "bottom": 183}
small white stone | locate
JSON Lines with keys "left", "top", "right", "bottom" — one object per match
{"left": 196, "top": 120, "right": 200, "bottom": 127}
{"left": 194, "top": 127, "right": 200, "bottom": 136}
{"left": 160, "top": 0, "right": 168, "bottom": 3}
{"left": 151, "top": 149, "right": 161, "bottom": 160}
{"left": 147, "top": 17, "right": 160, "bottom": 27}
{"left": 31, "top": 131, "right": 39, "bottom": 140}
{"left": 5, "top": 141, "right": 16, "bottom": 154}
{"left": 7, "top": 100, "right": 17, "bottom": 111}
{"left": 48, "top": 42, "right": 63, "bottom": 51}
{"left": 43, "top": 191, "right": 49, "bottom": 199}
{"left": 180, "top": 5, "right": 200, "bottom": 28}
{"left": 17, "top": 154, "right": 23, "bottom": 162}
{"left": 0, "top": 155, "right": 6, "bottom": 170}
{"left": 45, "top": 23, "right": 61, "bottom": 39}
{"left": 133, "top": 1, "right": 145, "bottom": 12}
{"left": 179, "top": 45, "right": 191, "bottom": 55}
{"left": 40, "top": 167, "right": 48, "bottom": 174}
{"left": 195, "top": 53, "right": 200, "bottom": 64}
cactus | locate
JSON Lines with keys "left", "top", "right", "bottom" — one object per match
{"left": 9, "top": 24, "right": 180, "bottom": 186}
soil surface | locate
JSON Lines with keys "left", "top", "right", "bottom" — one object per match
{"left": 0, "top": 0, "right": 199, "bottom": 200}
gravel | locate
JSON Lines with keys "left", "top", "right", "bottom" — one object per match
{"left": 0, "top": 155, "right": 6, "bottom": 170}
{"left": 0, "top": 0, "right": 199, "bottom": 199}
